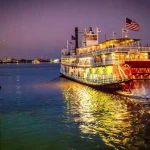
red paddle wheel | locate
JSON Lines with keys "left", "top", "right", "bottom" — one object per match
{"left": 120, "top": 60, "right": 150, "bottom": 92}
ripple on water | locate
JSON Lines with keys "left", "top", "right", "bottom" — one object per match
{"left": 0, "top": 64, "right": 150, "bottom": 150}
{"left": 61, "top": 79, "right": 150, "bottom": 150}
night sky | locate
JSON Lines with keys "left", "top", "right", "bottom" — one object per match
{"left": 0, "top": 0, "right": 149, "bottom": 59}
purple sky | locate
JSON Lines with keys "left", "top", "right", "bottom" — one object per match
{"left": 0, "top": 0, "right": 149, "bottom": 59}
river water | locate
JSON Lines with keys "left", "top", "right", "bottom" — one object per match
{"left": 0, "top": 63, "right": 150, "bottom": 150}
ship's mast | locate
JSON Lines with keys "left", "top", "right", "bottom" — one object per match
{"left": 66, "top": 40, "right": 68, "bottom": 50}
{"left": 82, "top": 29, "right": 87, "bottom": 47}
{"left": 122, "top": 15, "right": 128, "bottom": 38}
{"left": 124, "top": 15, "right": 128, "bottom": 38}
{"left": 96, "top": 27, "right": 101, "bottom": 43}
{"left": 75, "top": 27, "right": 78, "bottom": 54}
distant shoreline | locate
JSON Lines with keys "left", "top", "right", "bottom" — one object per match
{"left": 0, "top": 59, "right": 60, "bottom": 64}
{"left": 0, "top": 62, "right": 60, "bottom": 64}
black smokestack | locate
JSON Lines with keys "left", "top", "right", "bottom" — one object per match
{"left": 75, "top": 27, "right": 78, "bottom": 52}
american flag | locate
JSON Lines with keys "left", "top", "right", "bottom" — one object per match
{"left": 126, "top": 17, "right": 140, "bottom": 31}
{"left": 70, "top": 41, "right": 74, "bottom": 44}
{"left": 71, "top": 35, "right": 76, "bottom": 40}
{"left": 113, "top": 32, "right": 116, "bottom": 35}
{"left": 122, "top": 28, "right": 128, "bottom": 33}
{"left": 97, "top": 28, "right": 101, "bottom": 33}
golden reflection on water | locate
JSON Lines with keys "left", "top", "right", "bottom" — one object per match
{"left": 62, "top": 79, "right": 150, "bottom": 150}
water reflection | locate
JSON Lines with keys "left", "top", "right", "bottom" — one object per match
{"left": 62, "top": 79, "right": 150, "bottom": 150}
{"left": 131, "top": 80, "right": 149, "bottom": 96}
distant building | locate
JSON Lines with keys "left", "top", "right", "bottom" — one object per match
{"left": 2, "top": 58, "right": 12, "bottom": 63}
{"left": 53, "top": 59, "right": 60, "bottom": 63}
{"left": 12, "top": 59, "right": 19, "bottom": 63}
{"left": 32, "top": 59, "right": 40, "bottom": 64}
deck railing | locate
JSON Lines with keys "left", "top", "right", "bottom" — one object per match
{"left": 61, "top": 58, "right": 150, "bottom": 67}
{"left": 61, "top": 47, "right": 150, "bottom": 59}
{"left": 61, "top": 71, "right": 130, "bottom": 85}
{"left": 61, "top": 60, "right": 125, "bottom": 67}
{"left": 125, "top": 58, "right": 150, "bottom": 61}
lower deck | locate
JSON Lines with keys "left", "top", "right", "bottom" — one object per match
{"left": 60, "top": 58, "right": 150, "bottom": 87}
{"left": 60, "top": 62, "right": 131, "bottom": 86}
{"left": 60, "top": 72, "right": 131, "bottom": 87}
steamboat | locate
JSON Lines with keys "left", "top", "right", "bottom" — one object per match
{"left": 60, "top": 25, "right": 150, "bottom": 88}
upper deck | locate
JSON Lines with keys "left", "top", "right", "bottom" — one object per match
{"left": 61, "top": 38, "right": 150, "bottom": 58}
{"left": 61, "top": 37, "right": 150, "bottom": 67}
{"left": 62, "top": 46, "right": 150, "bottom": 58}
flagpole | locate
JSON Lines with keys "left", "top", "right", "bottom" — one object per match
{"left": 113, "top": 32, "right": 114, "bottom": 39}
{"left": 124, "top": 15, "right": 126, "bottom": 38}
{"left": 84, "top": 29, "right": 86, "bottom": 47}
{"left": 67, "top": 40, "right": 68, "bottom": 50}
{"left": 97, "top": 28, "right": 99, "bottom": 44}
{"left": 125, "top": 15, "right": 126, "bottom": 30}
{"left": 124, "top": 15, "right": 128, "bottom": 38}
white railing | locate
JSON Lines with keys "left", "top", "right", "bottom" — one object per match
{"left": 61, "top": 57, "right": 150, "bottom": 67}
{"left": 61, "top": 71, "right": 130, "bottom": 86}
{"left": 93, "top": 60, "right": 125, "bottom": 66}
{"left": 61, "top": 60, "right": 125, "bottom": 67}
{"left": 61, "top": 47, "right": 150, "bottom": 59}
{"left": 125, "top": 58, "right": 150, "bottom": 61}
